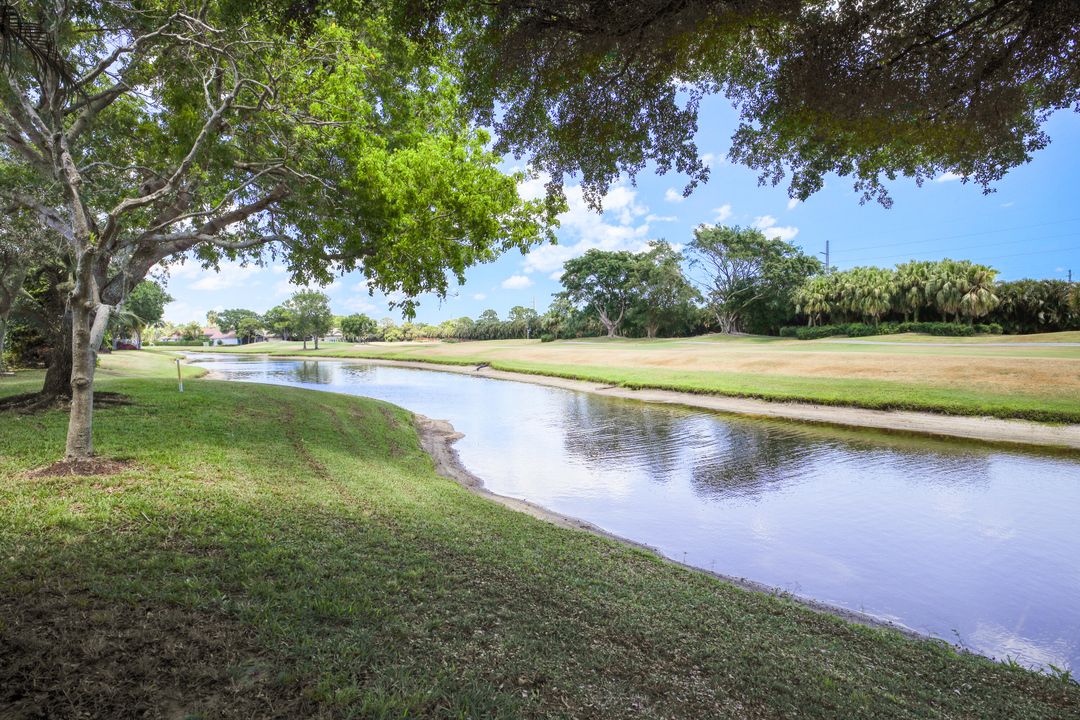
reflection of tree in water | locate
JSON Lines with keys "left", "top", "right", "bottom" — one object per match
{"left": 558, "top": 395, "right": 726, "bottom": 481}
{"left": 687, "top": 422, "right": 818, "bottom": 502}
{"left": 288, "top": 360, "right": 337, "bottom": 385}
{"left": 557, "top": 391, "right": 998, "bottom": 502}
{"left": 689, "top": 421, "right": 996, "bottom": 500}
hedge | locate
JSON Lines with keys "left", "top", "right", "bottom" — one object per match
{"left": 779, "top": 322, "right": 1003, "bottom": 340}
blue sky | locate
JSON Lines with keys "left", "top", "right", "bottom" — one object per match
{"left": 162, "top": 96, "right": 1080, "bottom": 325}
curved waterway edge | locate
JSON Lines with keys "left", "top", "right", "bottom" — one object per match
{"left": 412, "top": 412, "right": 943, "bottom": 647}
{"left": 264, "top": 355, "right": 1080, "bottom": 452}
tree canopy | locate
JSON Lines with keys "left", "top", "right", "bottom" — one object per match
{"left": 285, "top": 291, "right": 334, "bottom": 349}
{"left": 690, "top": 225, "right": 821, "bottom": 334}
{"left": 407, "top": 0, "right": 1079, "bottom": 207}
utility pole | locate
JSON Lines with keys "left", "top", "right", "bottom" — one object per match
{"left": 1069, "top": 269, "right": 1073, "bottom": 283}
{"left": 819, "top": 240, "right": 830, "bottom": 273}
{"left": 526, "top": 296, "right": 536, "bottom": 339}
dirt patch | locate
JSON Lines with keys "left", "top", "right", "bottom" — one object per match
{"left": 0, "top": 586, "right": 321, "bottom": 719}
{"left": 26, "top": 457, "right": 136, "bottom": 478}
{"left": 0, "top": 391, "right": 134, "bottom": 414}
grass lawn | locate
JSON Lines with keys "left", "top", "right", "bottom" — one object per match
{"left": 187, "top": 332, "right": 1080, "bottom": 423}
{"left": 0, "top": 350, "right": 1077, "bottom": 718}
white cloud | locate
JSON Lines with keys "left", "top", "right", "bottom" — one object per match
{"left": 342, "top": 296, "right": 378, "bottom": 313}
{"left": 501, "top": 274, "right": 534, "bottom": 290}
{"left": 752, "top": 215, "right": 799, "bottom": 242}
{"left": 472, "top": 292, "right": 486, "bottom": 301}
{"left": 646, "top": 214, "right": 678, "bottom": 223}
{"left": 548, "top": 270, "right": 564, "bottom": 281}
{"left": 935, "top": 171, "right": 963, "bottom": 183}
{"left": 787, "top": 198, "right": 801, "bottom": 210}
{"left": 713, "top": 204, "right": 733, "bottom": 223}
{"left": 188, "top": 262, "right": 261, "bottom": 291}
{"left": 520, "top": 180, "right": 655, "bottom": 275}
{"left": 664, "top": 188, "right": 685, "bottom": 203}
{"left": 1001, "top": 201, "right": 1015, "bottom": 208}
{"left": 701, "top": 152, "right": 719, "bottom": 168}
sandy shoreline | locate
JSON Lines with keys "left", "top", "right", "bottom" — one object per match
{"left": 255, "top": 354, "right": 1080, "bottom": 451}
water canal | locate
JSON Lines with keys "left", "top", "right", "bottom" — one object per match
{"left": 190, "top": 354, "right": 1080, "bottom": 671}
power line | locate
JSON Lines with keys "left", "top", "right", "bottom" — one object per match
{"left": 838, "top": 230, "right": 1080, "bottom": 264}
{"left": 833, "top": 245, "right": 1079, "bottom": 271}
{"left": 834, "top": 216, "right": 1080, "bottom": 254}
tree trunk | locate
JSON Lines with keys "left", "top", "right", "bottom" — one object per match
{"left": 715, "top": 311, "right": 738, "bottom": 334}
{"left": 646, "top": 323, "right": 658, "bottom": 339}
{"left": 314, "top": 335, "right": 319, "bottom": 349}
{"left": 0, "top": 319, "right": 6, "bottom": 373}
{"left": 65, "top": 299, "right": 111, "bottom": 460}
{"left": 303, "top": 337, "right": 308, "bottom": 350}
{"left": 38, "top": 307, "right": 75, "bottom": 399}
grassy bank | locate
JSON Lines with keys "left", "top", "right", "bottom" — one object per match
{"left": 188, "top": 333, "right": 1080, "bottom": 423}
{"left": 2, "top": 351, "right": 1077, "bottom": 718}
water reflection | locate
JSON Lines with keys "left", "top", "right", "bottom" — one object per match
{"left": 192, "top": 354, "right": 1080, "bottom": 671}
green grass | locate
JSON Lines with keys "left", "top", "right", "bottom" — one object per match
{"left": 1, "top": 351, "right": 1077, "bottom": 718}
{"left": 187, "top": 338, "right": 1080, "bottom": 423}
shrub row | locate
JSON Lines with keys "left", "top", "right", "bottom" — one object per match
{"left": 779, "top": 322, "right": 1004, "bottom": 340}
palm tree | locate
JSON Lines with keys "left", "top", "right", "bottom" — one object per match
{"left": 958, "top": 264, "right": 1000, "bottom": 324}
{"left": 927, "top": 259, "right": 965, "bottom": 322}
{"left": 853, "top": 267, "right": 895, "bottom": 326}
{"left": 794, "top": 276, "right": 832, "bottom": 326}
{"left": 895, "top": 260, "right": 932, "bottom": 322}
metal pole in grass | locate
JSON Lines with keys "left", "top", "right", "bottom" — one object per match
{"left": 176, "top": 358, "right": 183, "bottom": 392}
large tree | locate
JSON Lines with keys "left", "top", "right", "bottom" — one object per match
{"left": 631, "top": 240, "right": 699, "bottom": 338}
{"left": 340, "top": 313, "right": 377, "bottom": 342}
{"left": 690, "top": 225, "right": 820, "bottom": 334}
{"left": 217, "top": 308, "right": 261, "bottom": 334}
{"left": 286, "top": 291, "right": 333, "bottom": 350}
{"left": 560, "top": 249, "right": 639, "bottom": 337}
{"left": 0, "top": 2, "right": 554, "bottom": 459}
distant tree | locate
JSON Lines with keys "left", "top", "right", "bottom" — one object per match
{"left": 263, "top": 305, "right": 296, "bottom": 340}
{"left": 0, "top": 243, "right": 31, "bottom": 372}
{"left": 217, "top": 309, "right": 262, "bottom": 334}
{"left": 206, "top": 310, "right": 220, "bottom": 327}
{"left": 179, "top": 322, "right": 205, "bottom": 342}
{"left": 478, "top": 309, "right": 500, "bottom": 323}
{"left": 116, "top": 281, "right": 173, "bottom": 347}
{"left": 895, "top": 261, "right": 934, "bottom": 322}
{"left": 690, "top": 225, "right": 820, "bottom": 334}
{"left": 286, "top": 292, "right": 334, "bottom": 350}
{"left": 560, "top": 250, "right": 639, "bottom": 337}
{"left": 236, "top": 317, "right": 265, "bottom": 344}
{"left": 631, "top": 241, "right": 700, "bottom": 338}
{"left": 340, "top": 313, "right": 378, "bottom": 342}
{"left": 508, "top": 305, "right": 539, "bottom": 338}
{"left": 793, "top": 275, "right": 835, "bottom": 327}
{"left": 958, "top": 264, "right": 1000, "bottom": 324}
